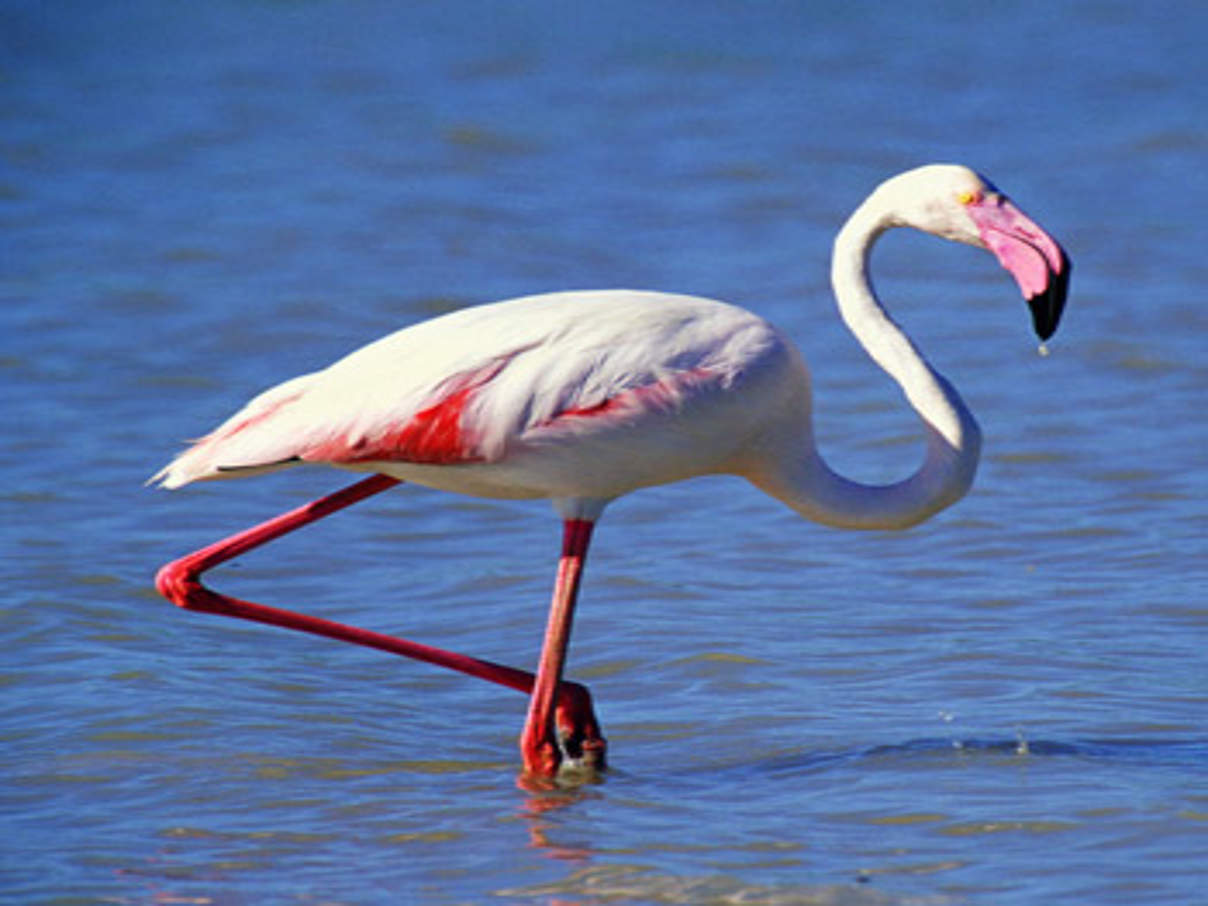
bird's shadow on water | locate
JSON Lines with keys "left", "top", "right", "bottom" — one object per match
{"left": 739, "top": 735, "right": 1208, "bottom": 781}
{"left": 517, "top": 735, "right": 1208, "bottom": 802}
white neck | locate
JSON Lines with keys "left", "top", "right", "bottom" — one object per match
{"left": 756, "top": 195, "right": 982, "bottom": 530}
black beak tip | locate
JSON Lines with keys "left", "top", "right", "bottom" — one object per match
{"left": 1028, "top": 250, "right": 1071, "bottom": 342}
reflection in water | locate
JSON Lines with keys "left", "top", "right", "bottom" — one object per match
{"left": 520, "top": 779, "right": 601, "bottom": 864}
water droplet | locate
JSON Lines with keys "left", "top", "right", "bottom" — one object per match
{"left": 1037, "top": 343, "right": 1050, "bottom": 357}
{"left": 1015, "top": 728, "right": 1030, "bottom": 756}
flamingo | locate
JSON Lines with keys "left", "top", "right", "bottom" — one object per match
{"left": 152, "top": 164, "right": 1070, "bottom": 779}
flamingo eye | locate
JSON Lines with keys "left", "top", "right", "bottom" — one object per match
{"left": 958, "top": 190, "right": 982, "bottom": 206}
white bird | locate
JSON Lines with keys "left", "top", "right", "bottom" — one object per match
{"left": 152, "top": 164, "right": 1070, "bottom": 779}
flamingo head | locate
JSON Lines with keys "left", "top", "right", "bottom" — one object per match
{"left": 879, "top": 164, "right": 1071, "bottom": 341}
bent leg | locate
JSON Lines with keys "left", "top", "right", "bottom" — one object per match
{"left": 155, "top": 476, "right": 605, "bottom": 766}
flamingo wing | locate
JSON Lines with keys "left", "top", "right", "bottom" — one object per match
{"left": 151, "top": 291, "right": 784, "bottom": 491}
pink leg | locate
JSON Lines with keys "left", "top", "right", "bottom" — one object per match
{"left": 520, "top": 519, "right": 595, "bottom": 778}
{"left": 154, "top": 475, "right": 606, "bottom": 768}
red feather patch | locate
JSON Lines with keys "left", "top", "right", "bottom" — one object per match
{"left": 305, "top": 360, "right": 512, "bottom": 466}
{"left": 350, "top": 383, "right": 482, "bottom": 464}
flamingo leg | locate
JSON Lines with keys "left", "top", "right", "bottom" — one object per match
{"left": 520, "top": 519, "right": 596, "bottom": 778}
{"left": 153, "top": 475, "right": 606, "bottom": 769}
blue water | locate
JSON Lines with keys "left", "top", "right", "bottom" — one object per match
{"left": 4, "top": 2, "right": 1206, "bottom": 903}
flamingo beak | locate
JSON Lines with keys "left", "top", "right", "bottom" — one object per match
{"left": 969, "top": 196, "right": 1071, "bottom": 341}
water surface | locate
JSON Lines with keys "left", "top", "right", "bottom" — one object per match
{"left": 3, "top": 2, "right": 1206, "bottom": 903}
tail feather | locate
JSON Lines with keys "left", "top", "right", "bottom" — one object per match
{"left": 148, "top": 374, "right": 315, "bottom": 489}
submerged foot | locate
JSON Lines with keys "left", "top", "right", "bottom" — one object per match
{"left": 554, "top": 680, "right": 607, "bottom": 773}
{"left": 519, "top": 680, "right": 608, "bottom": 783}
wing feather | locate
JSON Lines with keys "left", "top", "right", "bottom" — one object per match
{"left": 150, "top": 291, "right": 779, "bottom": 489}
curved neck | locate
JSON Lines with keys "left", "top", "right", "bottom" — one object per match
{"left": 758, "top": 197, "right": 982, "bottom": 530}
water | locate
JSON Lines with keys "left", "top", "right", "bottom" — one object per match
{"left": 4, "top": 1, "right": 1206, "bottom": 903}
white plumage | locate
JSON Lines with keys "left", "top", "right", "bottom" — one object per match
{"left": 153, "top": 291, "right": 793, "bottom": 514}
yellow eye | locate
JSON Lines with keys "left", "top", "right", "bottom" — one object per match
{"left": 958, "top": 190, "right": 982, "bottom": 206}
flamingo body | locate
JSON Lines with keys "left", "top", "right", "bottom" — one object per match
{"left": 152, "top": 164, "right": 1071, "bottom": 778}
{"left": 153, "top": 291, "right": 802, "bottom": 518}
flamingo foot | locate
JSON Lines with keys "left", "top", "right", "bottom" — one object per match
{"left": 522, "top": 682, "right": 607, "bottom": 780}
{"left": 553, "top": 680, "right": 607, "bottom": 773}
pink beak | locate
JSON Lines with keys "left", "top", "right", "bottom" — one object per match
{"left": 968, "top": 195, "right": 1071, "bottom": 341}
